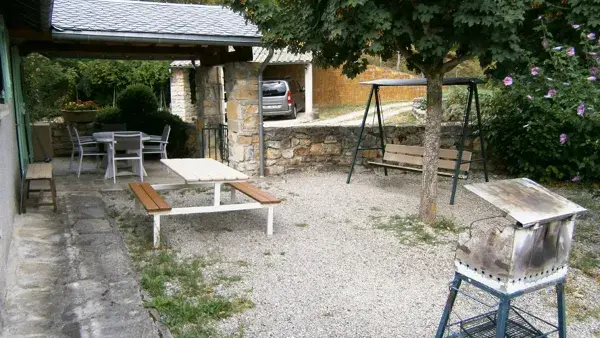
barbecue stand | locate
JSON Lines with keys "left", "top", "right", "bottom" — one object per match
{"left": 345, "top": 78, "right": 489, "bottom": 205}
{"left": 435, "top": 178, "right": 587, "bottom": 338}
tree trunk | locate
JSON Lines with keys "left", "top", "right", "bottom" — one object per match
{"left": 418, "top": 72, "right": 444, "bottom": 223}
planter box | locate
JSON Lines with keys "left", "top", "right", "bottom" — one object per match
{"left": 61, "top": 110, "right": 97, "bottom": 123}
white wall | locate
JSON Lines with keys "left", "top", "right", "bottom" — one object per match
{"left": 0, "top": 101, "right": 19, "bottom": 330}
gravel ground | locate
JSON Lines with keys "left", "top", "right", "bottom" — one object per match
{"left": 103, "top": 169, "right": 600, "bottom": 338}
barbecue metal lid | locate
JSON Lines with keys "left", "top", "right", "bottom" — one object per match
{"left": 464, "top": 178, "right": 587, "bottom": 227}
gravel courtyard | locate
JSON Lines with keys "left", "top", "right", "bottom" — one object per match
{"left": 102, "top": 169, "right": 600, "bottom": 338}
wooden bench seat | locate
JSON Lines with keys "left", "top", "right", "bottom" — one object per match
{"left": 227, "top": 182, "right": 281, "bottom": 204}
{"left": 21, "top": 162, "right": 57, "bottom": 213}
{"left": 368, "top": 144, "right": 472, "bottom": 179}
{"left": 129, "top": 182, "right": 172, "bottom": 213}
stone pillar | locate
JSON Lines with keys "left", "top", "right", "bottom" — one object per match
{"left": 224, "top": 62, "right": 260, "bottom": 176}
{"left": 196, "top": 66, "right": 224, "bottom": 127}
{"left": 169, "top": 68, "right": 197, "bottom": 122}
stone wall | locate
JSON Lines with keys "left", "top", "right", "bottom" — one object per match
{"left": 263, "top": 124, "right": 480, "bottom": 175}
{"left": 170, "top": 68, "right": 197, "bottom": 122}
{"left": 50, "top": 122, "right": 96, "bottom": 156}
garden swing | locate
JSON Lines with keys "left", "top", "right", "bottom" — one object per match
{"left": 346, "top": 78, "right": 489, "bottom": 205}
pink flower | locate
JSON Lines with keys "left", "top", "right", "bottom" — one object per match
{"left": 588, "top": 33, "right": 596, "bottom": 39}
{"left": 577, "top": 102, "right": 585, "bottom": 116}
{"left": 590, "top": 67, "right": 599, "bottom": 75}
{"left": 571, "top": 176, "right": 581, "bottom": 182}
{"left": 572, "top": 24, "right": 581, "bottom": 29}
{"left": 531, "top": 67, "right": 540, "bottom": 76}
{"left": 587, "top": 76, "right": 597, "bottom": 82}
{"left": 560, "top": 133, "right": 567, "bottom": 144}
{"left": 544, "top": 89, "right": 557, "bottom": 98}
{"left": 567, "top": 47, "right": 575, "bottom": 56}
{"left": 542, "top": 41, "right": 549, "bottom": 48}
{"left": 527, "top": 95, "right": 533, "bottom": 100}
{"left": 503, "top": 76, "right": 513, "bottom": 86}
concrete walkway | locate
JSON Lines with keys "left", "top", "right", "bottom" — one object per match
{"left": 2, "top": 183, "right": 158, "bottom": 336}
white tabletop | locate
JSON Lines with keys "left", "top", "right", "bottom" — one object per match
{"left": 161, "top": 158, "right": 249, "bottom": 183}
{"left": 465, "top": 178, "right": 586, "bottom": 227}
{"left": 93, "top": 131, "right": 150, "bottom": 143}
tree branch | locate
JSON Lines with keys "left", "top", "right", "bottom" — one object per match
{"left": 442, "top": 53, "right": 473, "bottom": 73}
{"left": 398, "top": 48, "right": 426, "bottom": 73}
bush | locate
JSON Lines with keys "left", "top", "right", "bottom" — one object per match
{"left": 95, "top": 106, "right": 120, "bottom": 121}
{"left": 485, "top": 28, "right": 600, "bottom": 182}
{"left": 116, "top": 84, "right": 159, "bottom": 123}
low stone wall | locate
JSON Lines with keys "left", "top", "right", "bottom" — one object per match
{"left": 263, "top": 124, "right": 479, "bottom": 175}
{"left": 50, "top": 122, "right": 96, "bottom": 156}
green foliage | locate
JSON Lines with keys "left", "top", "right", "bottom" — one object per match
{"left": 486, "top": 26, "right": 600, "bottom": 182}
{"left": 229, "top": 0, "right": 533, "bottom": 77}
{"left": 97, "top": 85, "right": 192, "bottom": 157}
{"left": 23, "top": 55, "right": 171, "bottom": 121}
{"left": 116, "top": 84, "right": 159, "bottom": 121}
{"left": 22, "top": 54, "right": 77, "bottom": 121}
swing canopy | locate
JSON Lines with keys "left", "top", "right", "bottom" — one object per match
{"left": 359, "top": 77, "right": 484, "bottom": 86}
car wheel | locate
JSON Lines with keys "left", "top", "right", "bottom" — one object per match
{"left": 290, "top": 105, "right": 298, "bottom": 119}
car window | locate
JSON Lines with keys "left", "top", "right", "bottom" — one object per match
{"left": 262, "top": 82, "right": 287, "bottom": 97}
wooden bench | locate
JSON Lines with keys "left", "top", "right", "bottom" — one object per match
{"left": 21, "top": 162, "right": 57, "bottom": 213}
{"left": 368, "top": 144, "right": 472, "bottom": 178}
{"left": 227, "top": 182, "right": 281, "bottom": 236}
{"left": 129, "top": 182, "right": 172, "bottom": 248}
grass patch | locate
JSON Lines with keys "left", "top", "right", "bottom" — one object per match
{"left": 385, "top": 111, "right": 417, "bottom": 125}
{"left": 564, "top": 282, "right": 600, "bottom": 322}
{"left": 316, "top": 104, "right": 366, "bottom": 120}
{"left": 104, "top": 204, "right": 254, "bottom": 338}
{"left": 295, "top": 223, "right": 309, "bottom": 228}
{"left": 372, "top": 214, "right": 460, "bottom": 244}
{"left": 140, "top": 251, "right": 253, "bottom": 337}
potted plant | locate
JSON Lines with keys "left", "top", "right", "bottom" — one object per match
{"left": 61, "top": 100, "right": 99, "bottom": 123}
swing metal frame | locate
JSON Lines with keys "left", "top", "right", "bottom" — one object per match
{"left": 345, "top": 77, "right": 489, "bottom": 205}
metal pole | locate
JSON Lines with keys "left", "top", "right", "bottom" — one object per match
{"left": 435, "top": 274, "right": 462, "bottom": 338}
{"left": 450, "top": 83, "right": 473, "bottom": 205}
{"left": 473, "top": 84, "right": 489, "bottom": 182}
{"left": 346, "top": 86, "right": 375, "bottom": 184}
{"left": 374, "top": 87, "right": 387, "bottom": 176}
{"left": 556, "top": 283, "right": 567, "bottom": 338}
{"left": 495, "top": 298, "right": 511, "bottom": 338}
{"left": 258, "top": 49, "right": 274, "bottom": 177}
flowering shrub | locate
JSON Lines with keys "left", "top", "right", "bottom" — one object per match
{"left": 486, "top": 23, "right": 600, "bottom": 182}
{"left": 62, "top": 100, "right": 98, "bottom": 111}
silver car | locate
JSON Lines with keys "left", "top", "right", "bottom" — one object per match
{"left": 261, "top": 78, "right": 305, "bottom": 119}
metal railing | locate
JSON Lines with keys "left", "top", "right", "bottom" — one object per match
{"left": 200, "top": 124, "right": 228, "bottom": 164}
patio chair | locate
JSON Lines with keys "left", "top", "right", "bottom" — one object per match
{"left": 108, "top": 132, "right": 144, "bottom": 184}
{"left": 72, "top": 127, "right": 104, "bottom": 177}
{"left": 143, "top": 125, "right": 171, "bottom": 159}
{"left": 66, "top": 124, "right": 94, "bottom": 170}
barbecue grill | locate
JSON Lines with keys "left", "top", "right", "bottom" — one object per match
{"left": 435, "top": 178, "right": 586, "bottom": 338}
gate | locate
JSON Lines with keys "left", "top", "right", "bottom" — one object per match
{"left": 200, "top": 124, "right": 228, "bottom": 163}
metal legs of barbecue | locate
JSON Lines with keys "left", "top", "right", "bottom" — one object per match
{"left": 435, "top": 272, "right": 567, "bottom": 338}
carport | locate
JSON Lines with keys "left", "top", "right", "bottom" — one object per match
{"left": 5, "top": 0, "right": 268, "bottom": 176}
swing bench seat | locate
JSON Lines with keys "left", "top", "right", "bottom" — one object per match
{"left": 368, "top": 144, "right": 473, "bottom": 179}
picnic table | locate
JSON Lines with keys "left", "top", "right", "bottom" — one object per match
{"left": 130, "top": 158, "right": 280, "bottom": 247}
